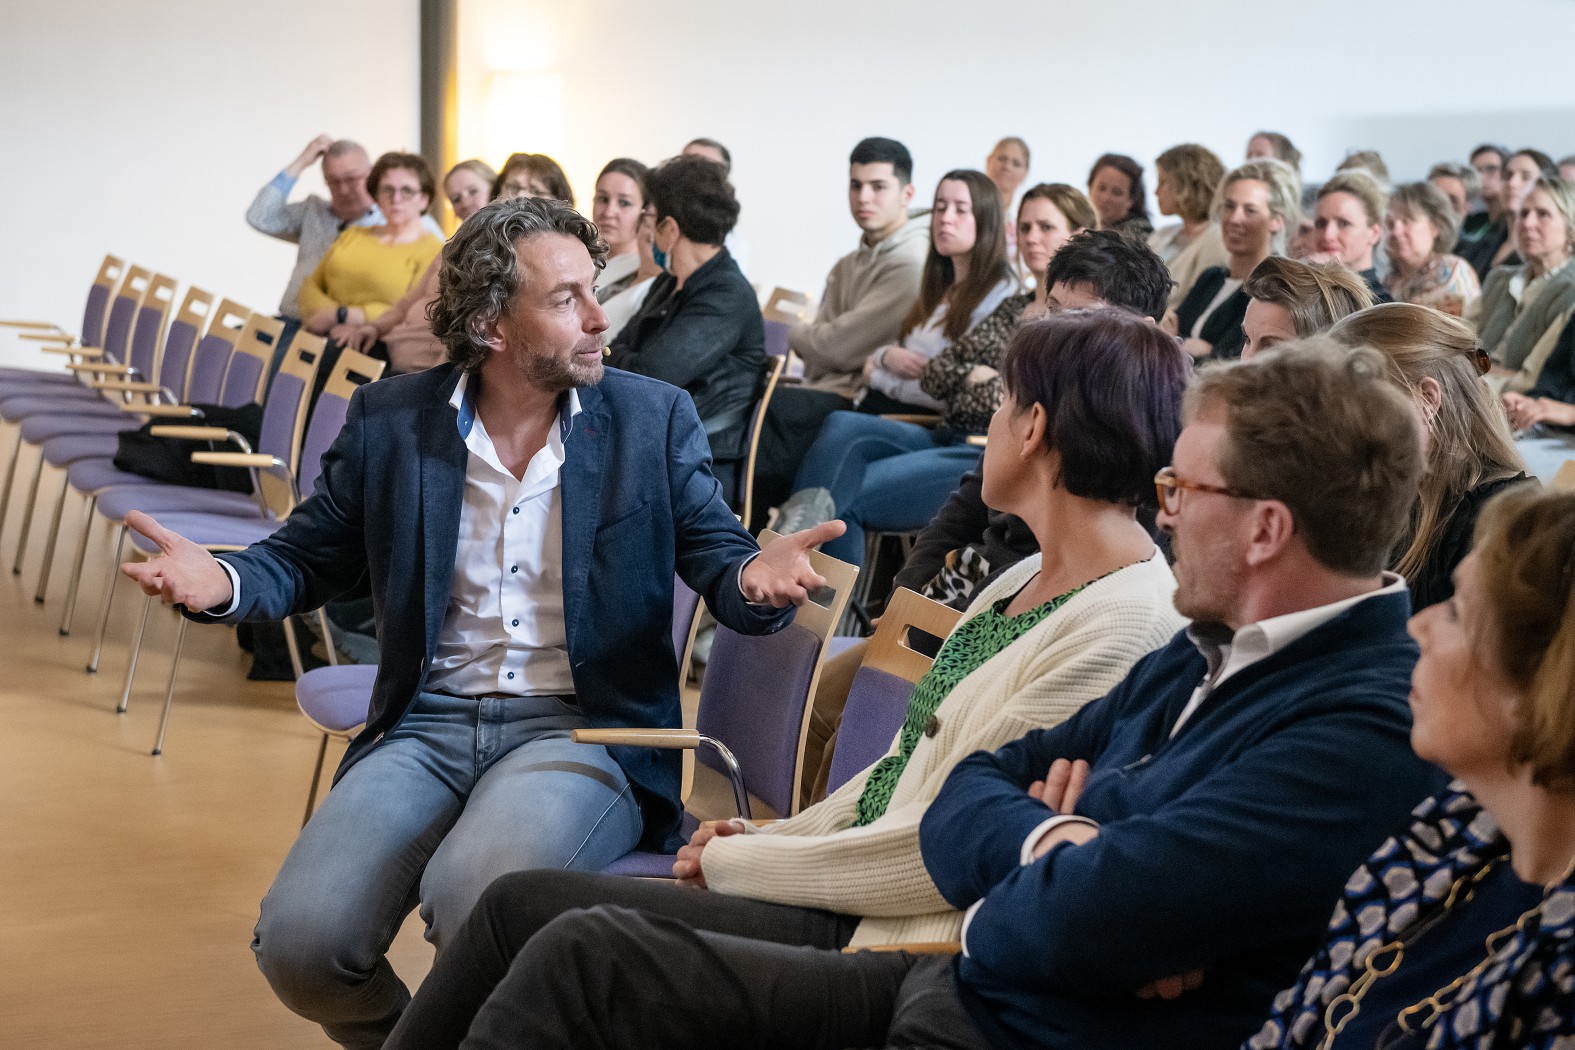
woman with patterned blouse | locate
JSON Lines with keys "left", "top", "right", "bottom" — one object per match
{"left": 380, "top": 311, "right": 1191, "bottom": 1050}
{"left": 1384, "top": 181, "right": 1482, "bottom": 317}
{"left": 1246, "top": 486, "right": 1575, "bottom": 1050}
{"left": 774, "top": 185, "right": 1093, "bottom": 567}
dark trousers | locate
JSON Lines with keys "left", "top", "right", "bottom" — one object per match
{"left": 446, "top": 905, "right": 988, "bottom": 1050}
{"left": 749, "top": 387, "right": 854, "bottom": 530}
{"left": 384, "top": 869, "right": 863, "bottom": 1049}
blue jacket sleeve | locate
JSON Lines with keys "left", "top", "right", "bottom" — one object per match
{"left": 957, "top": 704, "right": 1444, "bottom": 997}
{"left": 920, "top": 688, "right": 1122, "bottom": 907}
{"left": 205, "top": 384, "right": 370, "bottom": 622}
{"left": 664, "top": 387, "right": 791, "bottom": 638}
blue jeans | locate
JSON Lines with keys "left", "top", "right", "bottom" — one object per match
{"left": 793, "top": 411, "right": 983, "bottom": 566}
{"left": 251, "top": 691, "right": 643, "bottom": 1050}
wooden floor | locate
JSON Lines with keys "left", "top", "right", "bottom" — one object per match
{"left": 0, "top": 337, "right": 432, "bottom": 1046}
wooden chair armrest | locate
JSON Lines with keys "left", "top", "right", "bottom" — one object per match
{"left": 37, "top": 346, "right": 85, "bottom": 357}
{"left": 879, "top": 413, "right": 943, "bottom": 427}
{"left": 66, "top": 361, "right": 134, "bottom": 374}
{"left": 148, "top": 425, "right": 232, "bottom": 441}
{"left": 128, "top": 403, "right": 199, "bottom": 418}
{"left": 20, "top": 332, "right": 76, "bottom": 344}
{"left": 842, "top": 942, "right": 961, "bottom": 955}
{"left": 189, "top": 452, "right": 279, "bottom": 469}
{"left": 0, "top": 319, "right": 63, "bottom": 330}
{"left": 570, "top": 728, "right": 701, "bottom": 749}
{"left": 94, "top": 380, "right": 164, "bottom": 393}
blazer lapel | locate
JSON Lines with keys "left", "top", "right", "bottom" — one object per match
{"left": 419, "top": 370, "right": 468, "bottom": 656}
{"left": 560, "top": 383, "right": 609, "bottom": 660}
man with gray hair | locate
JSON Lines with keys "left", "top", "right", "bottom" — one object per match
{"left": 122, "top": 195, "right": 842, "bottom": 1048}
{"left": 246, "top": 135, "right": 442, "bottom": 319}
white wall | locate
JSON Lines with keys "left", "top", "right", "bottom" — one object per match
{"left": 0, "top": 0, "right": 421, "bottom": 342}
{"left": 8, "top": 0, "right": 1575, "bottom": 342}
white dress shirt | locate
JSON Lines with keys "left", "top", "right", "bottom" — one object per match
{"left": 960, "top": 573, "right": 1412, "bottom": 958}
{"left": 423, "top": 373, "right": 579, "bottom": 698}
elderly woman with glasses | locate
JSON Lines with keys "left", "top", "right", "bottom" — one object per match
{"left": 298, "top": 151, "right": 444, "bottom": 336}
{"left": 1245, "top": 485, "right": 1575, "bottom": 1050}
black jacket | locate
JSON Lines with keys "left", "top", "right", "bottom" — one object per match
{"left": 1174, "top": 266, "right": 1248, "bottom": 360}
{"left": 607, "top": 248, "right": 765, "bottom": 465}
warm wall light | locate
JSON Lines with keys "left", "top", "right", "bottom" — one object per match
{"left": 485, "top": 70, "right": 564, "bottom": 164}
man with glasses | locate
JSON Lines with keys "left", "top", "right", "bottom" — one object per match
{"left": 447, "top": 339, "right": 1449, "bottom": 1050}
{"left": 246, "top": 135, "right": 443, "bottom": 321}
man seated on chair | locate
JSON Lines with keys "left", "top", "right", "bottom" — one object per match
{"left": 750, "top": 137, "right": 931, "bottom": 527}
{"left": 385, "top": 339, "right": 1452, "bottom": 1050}
{"left": 381, "top": 309, "right": 1198, "bottom": 1049}
{"left": 120, "top": 195, "right": 835, "bottom": 1050}
{"left": 245, "top": 135, "right": 443, "bottom": 325}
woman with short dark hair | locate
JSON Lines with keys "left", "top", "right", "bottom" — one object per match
{"left": 606, "top": 155, "right": 762, "bottom": 489}
{"left": 1248, "top": 486, "right": 1575, "bottom": 1050}
{"left": 491, "top": 153, "right": 574, "bottom": 205}
{"left": 298, "top": 151, "right": 443, "bottom": 335}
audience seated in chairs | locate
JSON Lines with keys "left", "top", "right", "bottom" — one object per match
{"left": 1504, "top": 310, "right": 1575, "bottom": 481}
{"left": 296, "top": 152, "right": 443, "bottom": 338}
{"left": 772, "top": 184, "right": 1094, "bottom": 568}
{"left": 590, "top": 157, "right": 651, "bottom": 307}
{"left": 1247, "top": 486, "right": 1575, "bottom": 1049}
{"left": 1087, "top": 152, "right": 1152, "bottom": 238}
{"left": 607, "top": 154, "right": 763, "bottom": 494}
{"left": 381, "top": 308, "right": 1194, "bottom": 1050}
{"left": 680, "top": 136, "right": 750, "bottom": 274}
{"left": 1457, "top": 143, "right": 1515, "bottom": 277}
{"left": 1331, "top": 303, "right": 1532, "bottom": 611}
{"left": 751, "top": 137, "right": 930, "bottom": 526}
{"left": 1428, "top": 160, "right": 1480, "bottom": 226}
{"left": 393, "top": 339, "right": 1446, "bottom": 1050}
{"left": 1239, "top": 256, "right": 1373, "bottom": 360}
{"left": 985, "top": 136, "right": 1030, "bottom": 257}
{"left": 1384, "top": 180, "right": 1483, "bottom": 316}
{"left": 1246, "top": 130, "right": 1302, "bottom": 173}
{"left": 440, "top": 159, "right": 495, "bottom": 225}
{"left": 1471, "top": 176, "right": 1575, "bottom": 394}
{"left": 490, "top": 151, "right": 575, "bottom": 205}
{"left": 797, "top": 228, "right": 1177, "bottom": 805}
{"left": 1308, "top": 170, "right": 1393, "bottom": 303}
{"left": 1149, "top": 142, "right": 1229, "bottom": 308}
{"left": 768, "top": 168, "right": 1016, "bottom": 558}
{"left": 1168, "top": 158, "right": 1300, "bottom": 360}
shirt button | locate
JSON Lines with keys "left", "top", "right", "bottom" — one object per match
{"left": 512, "top": 619, "right": 519, "bottom": 627}
{"left": 507, "top": 672, "right": 515, "bottom": 680}
{"left": 510, "top": 565, "right": 518, "bottom": 574}
{"left": 512, "top": 506, "right": 520, "bottom": 515}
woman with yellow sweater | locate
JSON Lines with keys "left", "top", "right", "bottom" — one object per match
{"left": 383, "top": 310, "right": 1192, "bottom": 1050}
{"left": 297, "top": 151, "right": 442, "bottom": 335}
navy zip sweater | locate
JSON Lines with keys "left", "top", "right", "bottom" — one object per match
{"left": 919, "top": 590, "right": 1448, "bottom": 1050}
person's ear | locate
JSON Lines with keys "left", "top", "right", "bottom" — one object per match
{"left": 902, "top": 182, "right": 916, "bottom": 206}
{"left": 1417, "top": 376, "right": 1444, "bottom": 419}
{"left": 1241, "top": 499, "right": 1296, "bottom": 569}
{"left": 477, "top": 317, "right": 505, "bottom": 356}
{"left": 1021, "top": 401, "right": 1048, "bottom": 459}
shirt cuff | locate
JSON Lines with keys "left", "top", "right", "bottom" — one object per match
{"left": 269, "top": 171, "right": 297, "bottom": 194}
{"left": 1020, "top": 815, "right": 1102, "bottom": 865}
{"left": 735, "top": 552, "right": 769, "bottom": 608}
{"left": 208, "top": 558, "right": 242, "bottom": 618}
{"left": 960, "top": 899, "right": 983, "bottom": 959}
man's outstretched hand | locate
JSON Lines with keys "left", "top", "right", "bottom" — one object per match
{"left": 120, "top": 510, "right": 234, "bottom": 613}
{"left": 740, "top": 521, "right": 846, "bottom": 607}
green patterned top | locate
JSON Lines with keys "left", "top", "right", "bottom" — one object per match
{"left": 851, "top": 582, "right": 1087, "bottom": 827}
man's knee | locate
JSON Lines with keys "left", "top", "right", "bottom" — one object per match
{"left": 253, "top": 893, "right": 364, "bottom": 1012}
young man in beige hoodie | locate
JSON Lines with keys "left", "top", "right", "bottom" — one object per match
{"left": 748, "top": 137, "right": 931, "bottom": 526}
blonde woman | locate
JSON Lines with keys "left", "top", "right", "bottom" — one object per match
{"left": 1150, "top": 143, "right": 1229, "bottom": 308}
{"left": 442, "top": 159, "right": 496, "bottom": 224}
{"left": 1331, "top": 303, "right": 1529, "bottom": 609}
{"left": 1309, "top": 170, "right": 1391, "bottom": 301}
{"left": 1470, "top": 176, "right": 1575, "bottom": 393}
{"left": 1248, "top": 486, "right": 1575, "bottom": 1050}
{"left": 1384, "top": 181, "right": 1482, "bottom": 316}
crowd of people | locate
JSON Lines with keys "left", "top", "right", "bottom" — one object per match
{"left": 118, "top": 125, "right": 1575, "bottom": 1049}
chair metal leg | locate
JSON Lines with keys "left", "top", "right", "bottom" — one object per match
{"left": 117, "top": 593, "right": 154, "bottom": 714}
{"left": 281, "top": 616, "right": 305, "bottom": 680}
{"left": 34, "top": 473, "right": 69, "bottom": 603}
{"left": 151, "top": 615, "right": 189, "bottom": 755}
{"left": 314, "top": 607, "right": 340, "bottom": 667}
{"left": 60, "top": 495, "right": 97, "bottom": 636}
{"left": 11, "top": 452, "right": 44, "bottom": 574}
{"left": 303, "top": 733, "right": 330, "bottom": 827}
{"left": 87, "top": 524, "right": 128, "bottom": 673}
{"left": 0, "top": 429, "right": 21, "bottom": 546}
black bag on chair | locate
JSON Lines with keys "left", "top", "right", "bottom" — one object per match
{"left": 111, "top": 402, "right": 264, "bottom": 492}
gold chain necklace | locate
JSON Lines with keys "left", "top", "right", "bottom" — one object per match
{"left": 1315, "top": 852, "right": 1575, "bottom": 1050}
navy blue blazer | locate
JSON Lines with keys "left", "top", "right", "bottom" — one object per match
{"left": 211, "top": 363, "right": 791, "bottom": 850}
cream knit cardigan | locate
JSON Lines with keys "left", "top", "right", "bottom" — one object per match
{"left": 702, "top": 549, "right": 1185, "bottom": 947}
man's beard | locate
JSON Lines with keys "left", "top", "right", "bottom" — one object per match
{"left": 520, "top": 336, "right": 604, "bottom": 392}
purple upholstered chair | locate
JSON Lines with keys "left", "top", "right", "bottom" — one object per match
{"left": 575, "top": 537, "right": 858, "bottom": 878}
{"left": 112, "top": 347, "right": 385, "bottom": 755}
{"left": 293, "top": 575, "right": 709, "bottom": 826}
{"left": 821, "top": 588, "right": 959, "bottom": 795}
